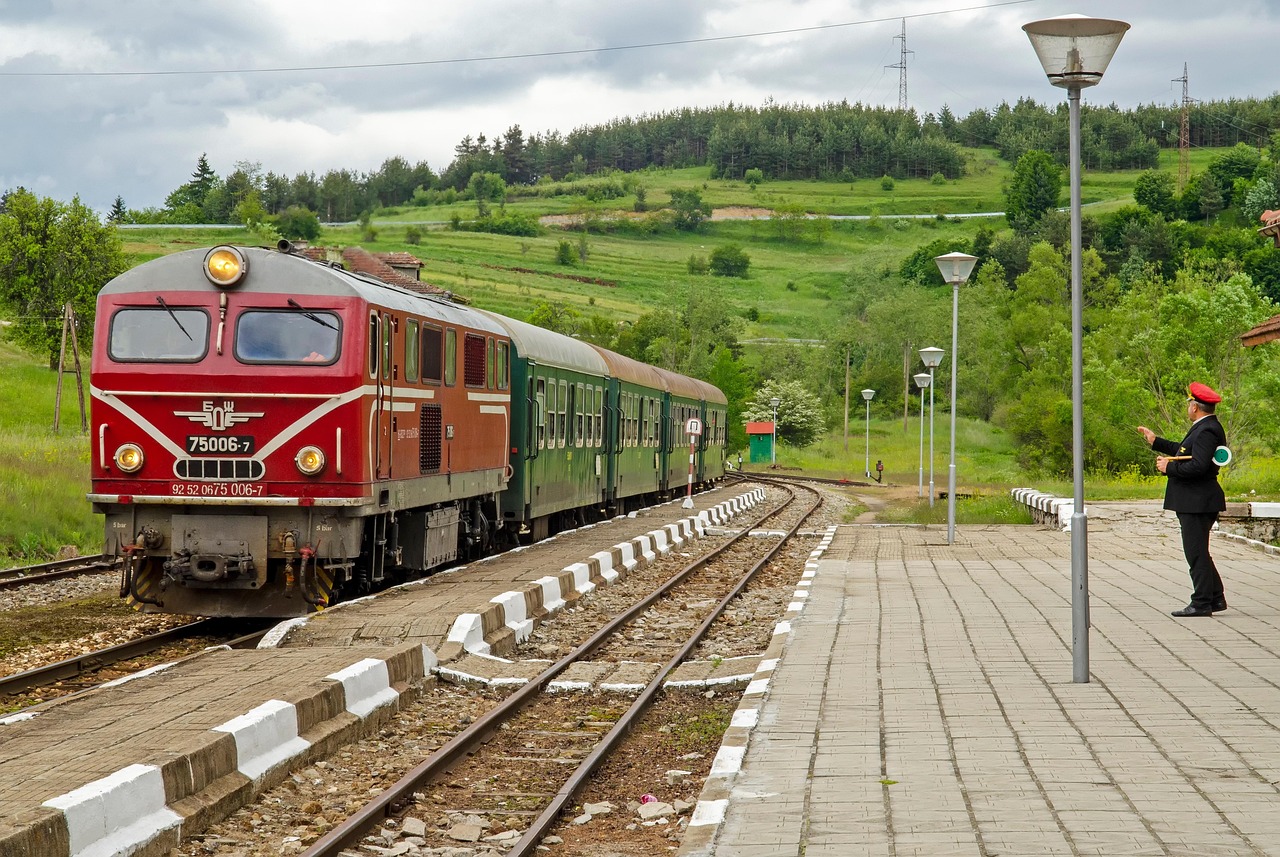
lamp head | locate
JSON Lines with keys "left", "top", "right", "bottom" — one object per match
{"left": 934, "top": 251, "right": 978, "bottom": 284}
{"left": 1023, "top": 14, "right": 1129, "bottom": 90}
{"left": 861, "top": 389, "right": 875, "bottom": 402}
{"left": 919, "top": 346, "right": 944, "bottom": 369}
{"left": 769, "top": 397, "right": 780, "bottom": 409}
{"left": 913, "top": 372, "right": 932, "bottom": 389}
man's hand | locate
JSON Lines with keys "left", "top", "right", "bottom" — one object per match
{"left": 1137, "top": 425, "right": 1155, "bottom": 445}
{"left": 1155, "top": 455, "right": 1169, "bottom": 474}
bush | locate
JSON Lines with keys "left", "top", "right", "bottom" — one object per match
{"left": 931, "top": 172, "right": 947, "bottom": 185}
{"left": 273, "top": 205, "right": 321, "bottom": 241}
{"left": 744, "top": 168, "right": 764, "bottom": 188}
{"left": 556, "top": 240, "right": 578, "bottom": 265}
{"left": 880, "top": 175, "right": 895, "bottom": 191}
{"left": 405, "top": 225, "right": 423, "bottom": 245}
{"left": 710, "top": 243, "right": 750, "bottom": 278}
{"left": 687, "top": 254, "right": 709, "bottom": 275}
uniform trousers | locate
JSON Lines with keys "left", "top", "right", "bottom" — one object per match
{"left": 1176, "top": 511, "right": 1223, "bottom": 608}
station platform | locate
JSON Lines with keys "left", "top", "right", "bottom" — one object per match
{"left": 681, "top": 506, "right": 1280, "bottom": 857}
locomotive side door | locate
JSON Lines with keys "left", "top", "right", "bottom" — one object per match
{"left": 378, "top": 312, "right": 395, "bottom": 479}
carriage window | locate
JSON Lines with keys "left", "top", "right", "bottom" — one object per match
{"left": 235, "top": 309, "right": 341, "bottom": 365}
{"left": 444, "top": 329, "right": 457, "bottom": 386}
{"left": 536, "top": 378, "right": 546, "bottom": 450}
{"left": 497, "top": 342, "right": 509, "bottom": 390}
{"left": 487, "top": 338, "right": 495, "bottom": 389}
{"left": 422, "top": 325, "right": 443, "bottom": 383}
{"left": 595, "top": 387, "right": 603, "bottom": 447}
{"left": 558, "top": 380, "right": 568, "bottom": 448}
{"left": 405, "top": 320, "right": 420, "bottom": 382}
{"left": 574, "top": 383, "right": 584, "bottom": 447}
{"left": 109, "top": 307, "right": 210, "bottom": 362}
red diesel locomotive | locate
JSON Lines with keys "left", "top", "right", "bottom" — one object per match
{"left": 89, "top": 243, "right": 726, "bottom": 618}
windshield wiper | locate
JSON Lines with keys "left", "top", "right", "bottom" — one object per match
{"left": 155, "top": 295, "right": 193, "bottom": 341}
{"left": 287, "top": 298, "right": 339, "bottom": 331}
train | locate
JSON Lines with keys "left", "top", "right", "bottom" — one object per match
{"left": 88, "top": 242, "right": 728, "bottom": 618}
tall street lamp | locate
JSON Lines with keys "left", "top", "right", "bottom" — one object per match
{"left": 1024, "top": 14, "right": 1128, "bottom": 684}
{"left": 769, "top": 396, "right": 781, "bottom": 466}
{"left": 861, "top": 389, "right": 875, "bottom": 478}
{"left": 934, "top": 252, "right": 978, "bottom": 546}
{"left": 919, "top": 346, "right": 943, "bottom": 507}
{"left": 913, "top": 372, "right": 931, "bottom": 499}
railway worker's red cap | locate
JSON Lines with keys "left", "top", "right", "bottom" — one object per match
{"left": 1188, "top": 382, "right": 1221, "bottom": 405}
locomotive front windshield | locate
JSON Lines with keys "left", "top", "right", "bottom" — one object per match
{"left": 109, "top": 307, "right": 210, "bottom": 362}
{"left": 235, "top": 309, "right": 341, "bottom": 364}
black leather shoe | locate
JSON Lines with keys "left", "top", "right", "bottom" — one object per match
{"left": 1212, "top": 597, "right": 1228, "bottom": 613}
{"left": 1171, "top": 604, "right": 1215, "bottom": 617}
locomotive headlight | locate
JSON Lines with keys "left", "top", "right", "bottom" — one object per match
{"left": 114, "top": 443, "right": 144, "bottom": 473}
{"left": 295, "top": 446, "right": 326, "bottom": 476}
{"left": 203, "top": 245, "right": 248, "bottom": 288}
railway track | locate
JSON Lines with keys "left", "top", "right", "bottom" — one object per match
{"left": 0, "top": 618, "right": 271, "bottom": 699}
{"left": 0, "top": 553, "right": 119, "bottom": 590}
{"left": 299, "top": 480, "right": 820, "bottom": 857}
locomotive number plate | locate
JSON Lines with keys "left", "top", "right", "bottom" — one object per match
{"left": 186, "top": 435, "right": 256, "bottom": 455}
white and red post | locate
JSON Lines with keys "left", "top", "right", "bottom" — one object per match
{"left": 683, "top": 417, "right": 703, "bottom": 509}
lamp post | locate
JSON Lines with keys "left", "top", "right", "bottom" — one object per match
{"left": 934, "top": 252, "right": 978, "bottom": 546}
{"left": 861, "top": 389, "right": 875, "bottom": 477}
{"left": 769, "top": 396, "right": 781, "bottom": 466}
{"left": 913, "top": 372, "right": 931, "bottom": 498}
{"left": 1023, "top": 14, "right": 1128, "bottom": 684}
{"left": 919, "top": 347, "right": 943, "bottom": 507}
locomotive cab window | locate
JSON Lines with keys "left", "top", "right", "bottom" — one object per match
{"left": 109, "top": 306, "right": 210, "bottom": 363}
{"left": 367, "top": 313, "right": 379, "bottom": 378}
{"left": 405, "top": 320, "right": 420, "bottom": 382}
{"left": 444, "top": 329, "right": 457, "bottom": 386}
{"left": 497, "top": 342, "right": 509, "bottom": 390}
{"left": 235, "top": 309, "right": 340, "bottom": 364}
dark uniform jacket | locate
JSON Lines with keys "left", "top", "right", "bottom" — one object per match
{"left": 1151, "top": 415, "right": 1227, "bottom": 514}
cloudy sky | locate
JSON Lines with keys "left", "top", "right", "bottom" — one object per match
{"left": 1, "top": 0, "right": 1277, "bottom": 214}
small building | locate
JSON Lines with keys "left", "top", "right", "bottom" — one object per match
{"left": 746, "top": 421, "right": 776, "bottom": 464}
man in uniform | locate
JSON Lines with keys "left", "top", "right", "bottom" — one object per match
{"left": 1137, "top": 382, "right": 1228, "bottom": 617}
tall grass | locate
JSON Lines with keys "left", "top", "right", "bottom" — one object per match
{"left": 0, "top": 341, "right": 100, "bottom": 561}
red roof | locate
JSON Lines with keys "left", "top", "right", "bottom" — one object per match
{"left": 1242, "top": 313, "right": 1280, "bottom": 347}
{"left": 745, "top": 421, "right": 775, "bottom": 435}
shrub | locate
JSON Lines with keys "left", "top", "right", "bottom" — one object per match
{"left": 405, "top": 225, "right": 423, "bottom": 245}
{"left": 880, "top": 175, "right": 895, "bottom": 191}
{"left": 744, "top": 168, "right": 764, "bottom": 188}
{"left": 710, "top": 243, "right": 750, "bottom": 278}
{"left": 687, "top": 254, "right": 709, "bottom": 275}
{"left": 556, "top": 240, "right": 578, "bottom": 265}
{"left": 931, "top": 172, "right": 947, "bottom": 185}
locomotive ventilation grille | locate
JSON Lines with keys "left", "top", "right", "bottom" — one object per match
{"left": 420, "top": 404, "right": 442, "bottom": 474}
{"left": 175, "top": 458, "right": 265, "bottom": 480}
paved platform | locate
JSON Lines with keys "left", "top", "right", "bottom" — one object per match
{"left": 682, "top": 508, "right": 1280, "bottom": 857}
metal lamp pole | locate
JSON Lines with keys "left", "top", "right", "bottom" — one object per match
{"left": 934, "top": 253, "right": 978, "bottom": 546}
{"left": 914, "top": 372, "right": 931, "bottom": 499}
{"left": 1023, "top": 14, "right": 1128, "bottom": 684}
{"left": 861, "top": 389, "right": 875, "bottom": 477}
{"left": 769, "top": 396, "right": 780, "bottom": 467}
{"left": 919, "top": 347, "right": 943, "bottom": 508}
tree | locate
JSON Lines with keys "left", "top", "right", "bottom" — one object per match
{"left": 743, "top": 380, "right": 824, "bottom": 448}
{"left": 468, "top": 171, "right": 506, "bottom": 217}
{"left": 273, "top": 205, "right": 322, "bottom": 241}
{"left": 1199, "top": 173, "right": 1224, "bottom": 223}
{"left": 0, "top": 189, "right": 127, "bottom": 367}
{"left": 1133, "top": 170, "right": 1176, "bottom": 219}
{"left": 1005, "top": 149, "right": 1062, "bottom": 234}
{"left": 107, "top": 196, "right": 126, "bottom": 222}
{"left": 744, "top": 168, "right": 764, "bottom": 188}
{"left": 668, "top": 188, "right": 711, "bottom": 231}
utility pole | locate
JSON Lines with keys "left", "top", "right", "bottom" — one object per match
{"left": 843, "top": 347, "right": 850, "bottom": 452}
{"left": 902, "top": 341, "right": 911, "bottom": 431}
{"left": 886, "top": 19, "right": 912, "bottom": 112}
{"left": 1173, "top": 63, "right": 1191, "bottom": 192}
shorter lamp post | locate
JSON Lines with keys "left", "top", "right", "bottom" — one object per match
{"left": 919, "top": 346, "right": 944, "bottom": 507}
{"left": 934, "top": 252, "right": 978, "bottom": 546}
{"left": 861, "top": 389, "right": 875, "bottom": 477}
{"left": 769, "top": 396, "right": 781, "bottom": 466}
{"left": 913, "top": 372, "right": 931, "bottom": 498}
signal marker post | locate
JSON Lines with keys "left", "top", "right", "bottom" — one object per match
{"left": 684, "top": 417, "right": 703, "bottom": 509}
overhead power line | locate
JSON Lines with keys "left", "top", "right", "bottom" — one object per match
{"left": 0, "top": 0, "right": 1043, "bottom": 78}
